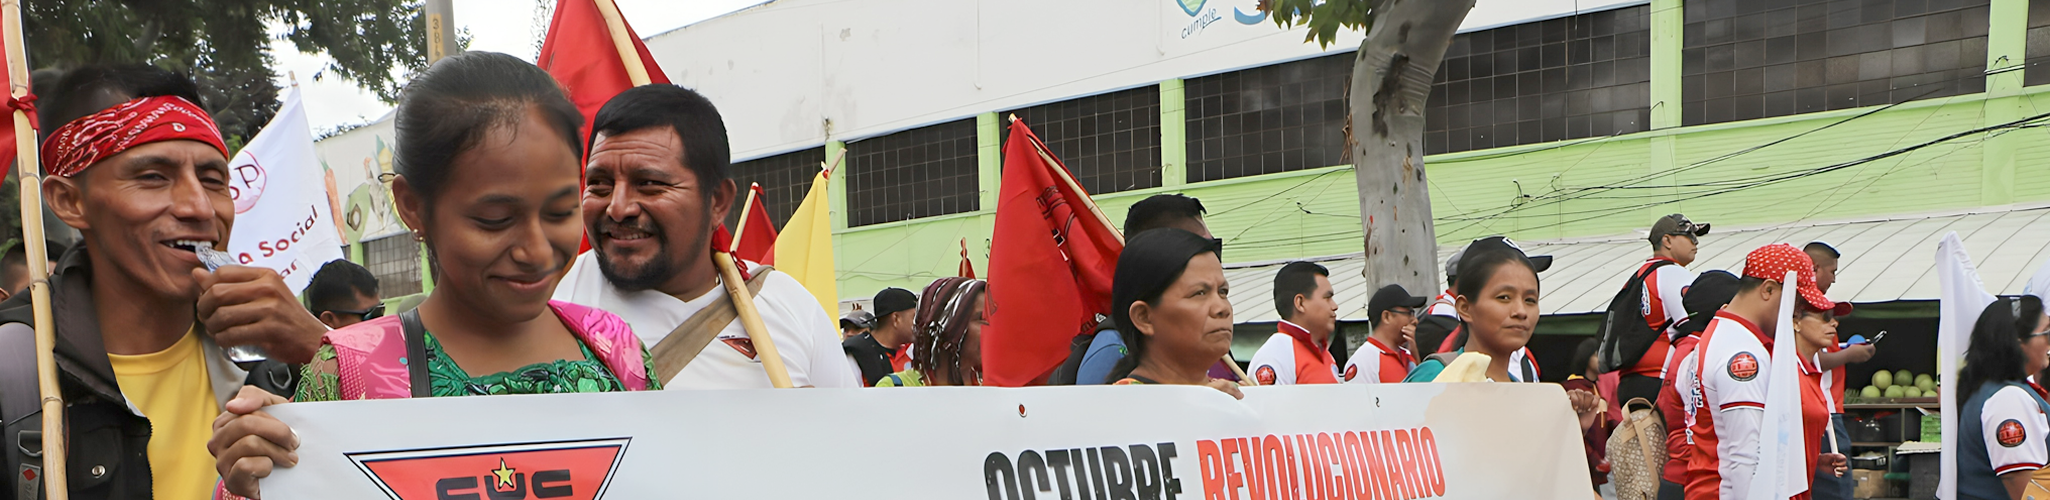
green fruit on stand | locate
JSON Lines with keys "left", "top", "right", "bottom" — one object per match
{"left": 1862, "top": 386, "right": 1882, "bottom": 398}
{"left": 1896, "top": 370, "right": 1915, "bottom": 386}
{"left": 1885, "top": 386, "right": 1907, "bottom": 398}
{"left": 1917, "top": 377, "right": 1935, "bottom": 392}
{"left": 1904, "top": 387, "right": 1923, "bottom": 398}
{"left": 1873, "top": 370, "right": 1894, "bottom": 389}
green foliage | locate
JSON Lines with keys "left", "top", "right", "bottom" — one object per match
{"left": 21, "top": 0, "right": 439, "bottom": 138}
{"left": 1263, "top": 0, "right": 1379, "bottom": 48}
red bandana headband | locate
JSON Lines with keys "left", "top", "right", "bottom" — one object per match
{"left": 39, "top": 95, "right": 228, "bottom": 178}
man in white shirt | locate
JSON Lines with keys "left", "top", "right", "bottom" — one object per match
{"left": 1617, "top": 214, "right": 1706, "bottom": 405}
{"left": 1248, "top": 261, "right": 1341, "bottom": 385}
{"left": 553, "top": 85, "right": 856, "bottom": 389}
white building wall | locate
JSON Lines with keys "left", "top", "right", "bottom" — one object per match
{"left": 643, "top": 0, "right": 1644, "bottom": 161}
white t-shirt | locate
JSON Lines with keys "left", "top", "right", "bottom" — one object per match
{"left": 1695, "top": 313, "right": 1770, "bottom": 500}
{"left": 1640, "top": 259, "right": 1696, "bottom": 328}
{"left": 1981, "top": 385, "right": 2050, "bottom": 475}
{"left": 553, "top": 251, "right": 859, "bottom": 389}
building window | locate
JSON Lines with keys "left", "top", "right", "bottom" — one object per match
{"left": 727, "top": 148, "right": 824, "bottom": 230}
{"left": 1005, "top": 86, "right": 1163, "bottom": 194}
{"left": 1185, "top": 53, "right": 1351, "bottom": 183}
{"left": 363, "top": 234, "right": 420, "bottom": 298}
{"left": 2027, "top": 0, "right": 2050, "bottom": 86}
{"left": 1427, "top": 5, "right": 1652, "bottom": 155}
{"left": 845, "top": 119, "right": 981, "bottom": 226}
{"left": 1683, "top": 0, "right": 1989, "bottom": 125}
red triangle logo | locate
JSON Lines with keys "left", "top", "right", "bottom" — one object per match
{"left": 348, "top": 438, "right": 630, "bottom": 500}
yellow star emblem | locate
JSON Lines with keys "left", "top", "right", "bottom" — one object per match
{"left": 491, "top": 458, "right": 517, "bottom": 489}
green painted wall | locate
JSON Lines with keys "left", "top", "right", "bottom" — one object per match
{"left": 826, "top": 4, "right": 2050, "bottom": 303}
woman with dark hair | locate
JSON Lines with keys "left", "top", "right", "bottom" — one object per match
{"left": 1957, "top": 297, "right": 2050, "bottom": 500}
{"left": 876, "top": 277, "right": 988, "bottom": 387}
{"left": 1563, "top": 338, "right": 1613, "bottom": 490}
{"left": 210, "top": 52, "right": 659, "bottom": 498}
{"left": 1404, "top": 236, "right": 1544, "bottom": 382}
{"left": 1103, "top": 228, "right": 1241, "bottom": 398}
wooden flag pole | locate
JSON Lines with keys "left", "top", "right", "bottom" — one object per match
{"left": 3, "top": 0, "right": 69, "bottom": 496}
{"left": 728, "top": 183, "right": 761, "bottom": 254}
{"left": 591, "top": 0, "right": 650, "bottom": 87}
{"left": 1007, "top": 115, "right": 1252, "bottom": 385}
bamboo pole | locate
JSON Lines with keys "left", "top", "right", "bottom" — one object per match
{"left": 727, "top": 183, "right": 760, "bottom": 254}
{"left": 1008, "top": 115, "right": 1253, "bottom": 385}
{"left": 590, "top": 0, "right": 650, "bottom": 87}
{"left": 3, "top": 0, "right": 68, "bottom": 496}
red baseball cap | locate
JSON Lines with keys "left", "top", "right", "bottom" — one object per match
{"left": 1743, "top": 243, "right": 1852, "bottom": 316}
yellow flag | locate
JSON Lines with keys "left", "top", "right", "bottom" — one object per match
{"left": 773, "top": 170, "right": 837, "bottom": 317}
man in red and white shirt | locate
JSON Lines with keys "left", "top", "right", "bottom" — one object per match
{"left": 1658, "top": 270, "right": 1740, "bottom": 500}
{"left": 1686, "top": 243, "right": 1844, "bottom": 500}
{"left": 1804, "top": 241, "right": 1872, "bottom": 500}
{"left": 1249, "top": 261, "right": 1340, "bottom": 385}
{"left": 1620, "top": 214, "right": 1707, "bottom": 405}
{"left": 1345, "top": 284, "right": 1427, "bottom": 383}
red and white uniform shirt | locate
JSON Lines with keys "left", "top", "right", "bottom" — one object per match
{"left": 1658, "top": 333, "right": 1702, "bottom": 485}
{"left": 1343, "top": 336, "right": 1415, "bottom": 384}
{"left": 1631, "top": 258, "right": 1696, "bottom": 378}
{"left": 1248, "top": 321, "right": 1339, "bottom": 385}
{"left": 1981, "top": 385, "right": 2050, "bottom": 475}
{"left": 1426, "top": 290, "right": 1459, "bottom": 318}
{"left": 1686, "top": 310, "right": 1771, "bottom": 500}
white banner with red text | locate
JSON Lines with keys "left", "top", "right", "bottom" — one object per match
{"left": 223, "top": 86, "right": 344, "bottom": 291}
{"left": 264, "top": 382, "right": 1589, "bottom": 500}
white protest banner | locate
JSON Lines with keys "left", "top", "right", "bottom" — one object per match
{"left": 1746, "top": 270, "right": 1807, "bottom": 500}
{"left": 1936, "top": 231, "right": 1997, "bottom": 500}
{"left": 264, "top": 383, "right": 1590, "bottom": 499}
{"left": 225, "top": 86, "right": 344, "bottom": 291}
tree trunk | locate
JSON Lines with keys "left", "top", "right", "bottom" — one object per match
{"left": 1351, "top": 0, "right": 1473, "bottom": 298}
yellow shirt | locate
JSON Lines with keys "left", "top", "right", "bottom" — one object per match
{"left": 107, "top": 328, "right": 220, "bottom": 500}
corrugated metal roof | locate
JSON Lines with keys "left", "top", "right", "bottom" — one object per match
{"left": 1223, "top": 205, "right": 2050, "bottom": 322}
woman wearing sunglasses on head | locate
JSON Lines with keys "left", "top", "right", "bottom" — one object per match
{"left": 304, "top": 259, "right": 386, "bottom": 329}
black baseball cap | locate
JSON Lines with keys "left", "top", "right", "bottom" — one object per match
{"left": 839, "top": 310, "right": 876, "bottom": 330}
{"left": 1368, "top": 284, "right": 1428, "bottom": 323}
{"left": 1649, "top": 214, "right": 1711, "bottom": 243}
{"left": 1675, "top": 270, "right": 1740, "bottom": 335}
{"left": 872, "top": 287, "right": 918, "bottom": 318}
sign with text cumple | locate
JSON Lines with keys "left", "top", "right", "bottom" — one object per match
{"left": 225, "top": 87, "right": 345, "bottom": 291}
{"left": 264, "top": 383, "right": 1590, "bottom": 499}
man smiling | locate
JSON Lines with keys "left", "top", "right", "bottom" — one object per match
{"left": 0, "top": 65, "right": 327, "bottom": 500}
{"left": 553, "top": 85, "right": 854, "bottom": 389}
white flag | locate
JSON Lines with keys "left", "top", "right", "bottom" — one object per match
{"left": 2025, "top": 255, "right": 2050, "bottom": 304}
{"left": 1747, "top": 270, "right": 1810, "bottom": 500}
{"left": 224, "top": 87, "right": 345, "bottom": 292}
{"left": 1936, "top": 232, "right": 1997, "bottom": 500}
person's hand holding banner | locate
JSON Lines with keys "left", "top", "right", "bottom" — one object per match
{"left": 210, "top": 386, "right": 300, "bottom": 499}
{"left": 193, "top": 265, "right": 329, "bottom": 364}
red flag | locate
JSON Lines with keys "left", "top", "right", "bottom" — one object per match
{"left": 983, "top": 119, "right": 1124, "bottom": 387}
{"left": 537, "top": 0, "right": 670, "bottom": 132}
{"left": 731, "top": 183, "right": 777, "bottom": 264}
{"left": 537, "top": 0, "right": 669, "bottom": 254}
{"left": 958, "top": 238, "right": 976, "bottom": 279}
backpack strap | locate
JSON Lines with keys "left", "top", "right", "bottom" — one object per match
{"left": 1, "top": 322, "right": 44, "bottom": 500}
{"left": 649, "top": 265, "right": 774, "bottom": 384}
{"left": 399, "top": 308, "right": 430, "bottom": 398}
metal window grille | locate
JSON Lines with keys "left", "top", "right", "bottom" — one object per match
{"left": 1683, "top": 0, "right": 1989, "bottom": 125}
{"left": 1185, "top": 53, "right": 1351, "bottom": 182}
{"left": 845, "top": 119, "right": 981, "bottom": 226}
{"left": 1005, "top": 86, "right": 1163, "bottom": 194}
{"left": 727, "top": 148, "right": 825, "bottom": 230}
{"left": 2027, "top": 0, "right": 2050, "bottom": 86}
{"left": 363, "top": 233, "right": 421, "bottom": 298}
{"left": 1427, "top": 5, "right": 1653, "bottom": 154}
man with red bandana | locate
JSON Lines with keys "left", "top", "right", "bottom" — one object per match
{"left": 1248, "top": 261, "right": 1340, "bottom": 385}
{"left": 0, "top": 66, "right": 328, "bottom": 500}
